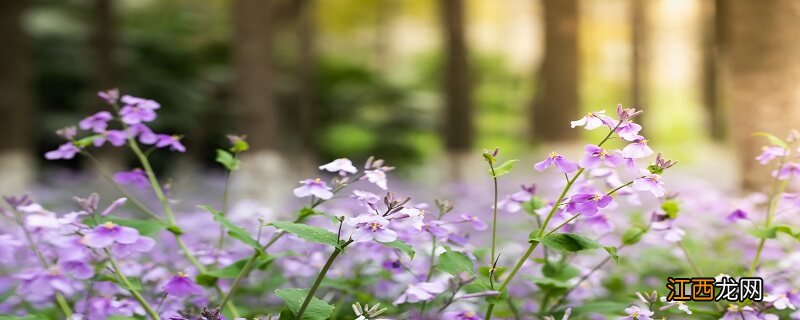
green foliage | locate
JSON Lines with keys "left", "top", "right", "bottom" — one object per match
{"left": 490, "top": 159, "right": 519, "bottom": 177}
{"left": 380, "top": 240, "right": 416, "bottom": 260}
{"left": 86, "top": 217, "right": 164, "bottom": 236}
{"left": 269, "top": 221, "right": 341, "bottom": 248}
{"left": 661, "top": 200, "right": 680, "bottom": 219}
{"left": 275, "top": 288, "right": 335, "bottom": 320}
{"left": 200, "top": 205, "right": 261, "bottom": 250}
{"left": 438, "top": 250, "right": 475, "bottom": 277}
{"left": 532, "top": 233, "right": 602, "bottom": 252}
{"left": 215, "top": 149, "right": 240, "bottom": 171}
{"left": 621, "top": 227, "right": 647, "bottom": 246}
{"left": 196, "top": 255, "right": 274, "bottom": 286}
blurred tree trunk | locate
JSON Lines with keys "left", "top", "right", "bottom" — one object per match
{"left": 372, "top": 0, "right": 396, "bottom": 71}
{"left": 630, "top": 0, "right": 645, "bottom": 113}
{"left": 294, "top": 0, "right": 317, "bottom": 176}
{"left": 531, "top": 0, "right": 580, "bottom": 142}
{"left": 90, "top": 0, "right": 127, "bottom": 173}
{"left": 701, "top": 0, "right": 725, "bottom": 141}
{"left": 0, "top": 0, "right": 35, "bottom": 195}
{"left": 722, "top": 0, "right": 800, "bottom": 190}
{"left": 232, "top": 0, "right": 286, "bottom": 205}
{"left": 439, "top": 0, "right": 474, "bottom": 181}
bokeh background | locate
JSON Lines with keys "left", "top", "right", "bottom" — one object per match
{"left": 2, "top": 0, "right": 799, "bottom": 204}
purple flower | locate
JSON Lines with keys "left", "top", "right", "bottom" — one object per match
{"left": 81, "top": 221, "right": 141, "bottom": 248}
{"left": 363, "top": 170, "right": 388, "bottom": 190}
{"left": 756, "top": 146, "right": 788, "bottom": 165}
{"left": 497, "top": 185, "right": 535, "bottom": 213}
{"left": 584, "top": 214, "right": 614, "bottom": 233}
{"left": 579, "top": 144, "right": 625, "bottom": 169}
{"left": 162, "top": 272, "right": 204, "bottom": 297}
{"left": 93, "top": 130, "right": 128, "bottom": 147}
{"left": 443, "top": 311, "right": 481, "bottom": 320}
{"left": 79, "top": 111, "right": 114, "bottom": 133}
{"left": 101, "top": 198, "right": 128, "bottom": 216}
{"left": 632, "top": 174, "right": 665, "bottom": 197}
{"left": 119, "top": 95, "right": 160, "bottom": 124}
{"left": 59, "top": 260, "right": 94, "bottom": 280}
{"left": 352, "top": 190, "right": 380, "bottom": 209}
{"left": 424, "top": 220, "right": 451, "bottom": 240}
{"left": 319, "top": 158, "right": 358, "bottom": 176}
{"left": 622, "top": 305, "right": 654, "bottom": 320}
{"left": 16, "top": 267, "right": 79, "bottom": 302}
{"left": 622, "top": 139, "right": 654, "bottom": 159}
{"left": 726, "top": 209, "right": 748, "bottom": 223}
{"left": 570, "top": 110, "right": 614, "bottom": 130}
{"left": 565, "top": 193, "right": 612, "bottom": 216}
{"left": 97, "top": 89, "right": 119, "bottom": 104}
{"left": 393, "top": 281, "right": 447, "bottom": 304}
{"left": 459, "top": 214, "right": 487, "bottom": 230}
{"left": 395, "top": 207, "right": 425, "bottom": 230}
{"left": 114, "top": 169, "right": 149, "bottom": 188}
{"left": 56, "top": 126, "right": 77, "bottom": 139}
{"left": 349, "top": 213, "right": 397, "bottom": 243}
{"left": 534, "top": 152, "right": 579, "bottom": 173}
{"left": 774, "top": 162, "right": 800, "bottom": 180}
{"left": 293, "top": 178, "right": 333, "bottom": 200}
{"left": 45, "top": 143, "right": 81, "bottom": 160}
{"left": 128, "top": 124, "right": 158, "bottom": 145}
{"left": 154, "top": 134, "right": 186, "bottom": 152}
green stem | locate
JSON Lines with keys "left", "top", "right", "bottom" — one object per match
{"left": 216, "top": 154, "right": 236, "bottom": 258}
{"left": 10, "top": 206, "right": 74, "bottom": 317}
{"left": 83, "top": 151, "right": 164, "bottom": 222}
{"left": 106, "top": 249, "right": 161, "bottom": 320}
{"left": 489, "top": 163, "right": 499, "bottom": 273}
{"left": 127, "top": 138, "right": 240, "bottom": 318}
{"left": 747, "top": 159, "right": 789, "bottom": 276}
{"left": 296, "top": 241, "right": 352, "bottom": 319}
{"left": 485, "top": 124, "right": 621, "bottom": 318}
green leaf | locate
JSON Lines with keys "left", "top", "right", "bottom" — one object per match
{"left": 604, "top": 246, "right": 619, "bottom": 265}
{"left": 216, "top": 149, "right": 241, "bottom": 171}
{"left": 534, "top": 233, "right": 602, "bottom": 252}
{"left": 529, "top": 277, "right": 571, "bottom": 289}
{"left": 275, "top": 288, "right": 335, "bottom": 320}
{"left": 270, "top": 221, "right": 340, "bottom": 247}
{"left": 380, "top": 240, "right": 416, "bottom": 260}
{"left": 73, "top": 134, "right": 102, "bottom": 148}
{"left": 101, "top": 217, "right": 164, "bottom": 236}
{"left": 522, "top": 196, "right": 546, "bottom": 214}
{"left": 749, "top": 227, "right": 777, "bottom": 239}
{"left": 753, "top": 132, "right": 789, "bottom": 150}
{"left": 438, "top": 250, "right": 475, "bottom": 276}
{"left": 230, "top": 138, "right": 250, "bottom": 153}
{"left": 774, "top": 224, "right": 800, "bottom": 239}
{"left": 542, "top": 263, "right": 579, "bottom": 281}
{"left": 621, "top": 227, "right": 647, "bottom": 245}
{"left": 0, "top": 316, "right": 48, "bottom": 320}
{"left": 197, "top": 255, "right": 274, "bottom": 286}
{"left": 200, "top": 205, "right": 261, "bottom": 250}
{"left": 661, "top": 200, "right": 680, "bottom": 219}
{"left": 490, "top": 159, "right": 519, "bottom": 177}
{"left": 482, "top": 150, "right": 497, "bottom": 164}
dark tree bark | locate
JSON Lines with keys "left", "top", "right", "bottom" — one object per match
{"left": 0, "top": 1, "right": 33, "bottom": 153}
{"left": 701, "top": 0, "right": 725, "bottom": 141}
{"left": 531, "top": 0, "right": 580, "bottom": 142}
{"left": 0, "top": 0, "right": 34, "bottom": 193}
{"left": 296, "top": 0, "right": 316, "bottom": 162}
{"left": 233, "top": 0, "right": 278, "bottom": 152}
{"left": 630, "top": 0, "right": 645, "bottom": 111}
{"left": 439, "top": 0, "right": 474, "bottom": 153}
{"left": 722, "top": 0, "right": 800, "bottom": 190}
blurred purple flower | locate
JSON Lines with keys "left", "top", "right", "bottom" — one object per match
{"left": 45, "top": 143, "right": 81, "bottom": 160}
{"left": 622, "top": 305, "right": 653, "bottom": 320}
{"left": 352, "top": 190, "right": 380, "bottom": 209}
{"left": 579, "top": 144, "right": 625, "bottom": 169}
{"left": 127, "top": 124, "right": 158, "bottom": 145}
{"left": 622, "top": 139, "right": 654, "bottom": 159}
{"left": 93, "top": 130, "right": 127, "bottom": 147}
{"left": 82, "top": 221, "right": 141, "bottom": 248}
{"left": 459, "top": 214, "right": 487, "bottom": 230}
{"left": 100, "top": 198, "right": 127, "bottom": 216}
{"left": 570, "top": 110, "right": 614, "bottom": 130}
{"left": 319, "top": 158, "right": 358, "bottom": 176}
{"left": 393, "top": 281, "right": 447, "bottom": 304}
{"left": 155, "top": 134, "right": 186, "bottom": 152}
{"left": 756, "top": 146, "right": 788, "bottom": 165}
{"left": 774, "top": 162, "right": 800, "bottom": 180}
{"left": 726, "top": 209, "right": 749, "bottom": 223}
{"left": 443, "top": 310, "right": 481, "bottom": 320}
{"left": 119, "top": 95, "right": 160, "bottom": 124}
{"left": 566, "top": 193, "right": 612, "bottom": 217}
{"left": 97, "top": 89, "right": 119, "bottom": 105}
{"left": 56, "top": 126, "right": 77, "bottom": 139}
{"left": 535, "top": 152, "right": 578, "bottom": 173}
{"left": 114, "top": 169, "right": 149, "bottom": 188}
{"left": 395, "top": 207, "right": 425, "bottom": 230}
{"left": 350, "top": 213, "right": 397, "bottom": 243}
{"left": 163, "top": 273, "right": 204, "bottom": 297}
{"left": 79, "top": 111, "right": 114, "bottom": 133}
{"left": 632, "top": 174, "right": 666, "bottom": 197}
{"left": 363, "top": 169, "right": 388, "bottom": 190}
{"left": 293, "top": 178, "right": 333, "bottom": 200}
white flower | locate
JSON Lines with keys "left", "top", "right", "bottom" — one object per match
{"left": 364, "top": 170, "right": 388, "bottom": 190}
{"left": 319, "top": 158, "right": 358, "bottom": 175}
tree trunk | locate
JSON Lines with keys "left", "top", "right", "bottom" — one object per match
{"left": 701, "top": 0, "right": 725, "bottom": 141}
{"left": 232, "top": 0, "right": 287, "bottom": 205}
{"left": 722, "top": 0, "right": 800, "bottom": 190}
{"left": 531, "top": 0, "right": 580, "bottom": 142}
{"left": 439, "top": 0, "right": 474, "bottom": 181}
{"left": 0, "top": 0, "right": 35, "bottom": 195}
{"left": 295, "top": 0, "right": 317, "bottom": 176}
{"left": 630, "top": 0, "right": 645, "bottom": 112}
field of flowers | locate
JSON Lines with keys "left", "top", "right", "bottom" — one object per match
{"left": 2, "top": 91, "right": 800, "bottom": 320}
